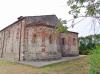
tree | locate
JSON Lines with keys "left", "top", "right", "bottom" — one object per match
{"left": 67, "top": 0, "right": 100, "bottom": 48}
{"left": 56, "top": 19, "right": 68, "bottom": 33}
{"left": 79, "top": 35, "right": 95, "bottom": 55}
{"left": 67, "top": 0, "right": 100, "bottom": 73}
{"left": 67, "top": 0, "right": 100, "bottom": 19}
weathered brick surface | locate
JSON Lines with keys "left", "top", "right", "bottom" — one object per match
{"left": 23, "top": 25, "right": 61, "bottom": 61}
{"left": 60, "top": 33, "right": 79, "bottom": 56}
{"left": 0, "top": 15, "right": 79, "bottom": 61}
{"left": 0, "top": 22, "right": 21, "bottom": 61}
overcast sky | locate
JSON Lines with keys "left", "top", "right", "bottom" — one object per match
{"left": 0, "top": 0, "right": 100, "bottom": 37}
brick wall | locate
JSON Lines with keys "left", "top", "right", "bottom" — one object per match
{"left": 23, "top": 25, "right": 62, "bottom": 61}
{"left": 0, "top": 19, "right": 26, "bottom": 61}
{"left": 0, "top": 15, "right": 79, "bottom": 61}
{"left": 60, "top": 32, "right": 79, "bottom": 56}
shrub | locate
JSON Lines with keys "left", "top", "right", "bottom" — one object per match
{"left": 79, "top": 37, "right": 95, "bottom": 55}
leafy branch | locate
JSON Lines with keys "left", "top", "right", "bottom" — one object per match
{"left": 56, "top": 19, "right": 68, "bottom": 33}
{"left": 67, "top": 0, "right": 100, "bottom": 18}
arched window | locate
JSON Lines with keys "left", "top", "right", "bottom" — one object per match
{"left": 62, "top": 38, "right": 65, "bottom": 45}
{"left": 32, "top": 33, "right": 37, "bottom": 43}
{"left": 16, "top": 28, "right": 20, "bottom": 39}
{"left": 8, "top": 29, "right": 10, "bottom": 38}
{"left": 41, "top": 32, "right": 45, "bottom": 43}
{"left": 42, "top": 36, "right": 45, "bottom": 43}
{"left": 42, "top": 48, "right": 45, "bottom": 52}
{"left": 73, "top": 38, "right": 76, "bottom": 46}
{"left": 49, "top": 35, "right": 53, "bottom": 44}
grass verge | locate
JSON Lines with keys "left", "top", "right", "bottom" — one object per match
{"left": 0, "top": 56, "right": 89, "bottom": 74}
{"left": 90, "top": 45, "right": 100, "bottom": 74}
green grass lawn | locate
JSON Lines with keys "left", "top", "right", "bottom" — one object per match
{"left": 0, "top": 56, "right": 89, "bottom": 74}
{"left": 90, "top": 45, "right": 100, "bottom": 74}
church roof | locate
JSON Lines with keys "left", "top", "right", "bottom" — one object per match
{"left": 0, "top": 15, "right": 78, "bottom": 34}
{"left": 24, "top": 15, "right": 58, "bottom": 27}
{"left": 0, "top": 15, "right": 58, "bottom": 32}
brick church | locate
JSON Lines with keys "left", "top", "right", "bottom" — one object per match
{"left": 0, "top": 15, "right": 79, "bottom": 61}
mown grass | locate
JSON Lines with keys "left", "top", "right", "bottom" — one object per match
{"left": 0, "top": 56, "right": 89, "bottom": 74}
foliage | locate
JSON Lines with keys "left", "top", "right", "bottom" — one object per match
{"left": 90, "top": 45, "right": 100, "bottom": 74}
{"left": 56, "top": 19, "right": 68, "bottom": 33}
{"left": 94, "top": 34, "right": 100, "bottom": 44}
{"left": 79, "top": 34, "right": 100, "bottom": 54}
{"left": 79, "top": 36, "right": 95, "bottom": 55}
{"left": 67, "top": 0, "right": 100, "bottom": 18}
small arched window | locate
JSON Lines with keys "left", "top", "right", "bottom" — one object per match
{"left": 41, "top": 31, "right": 46, "bottom": 43}
{"left": 62, "top": 38, "right": 65, "bottom": 45}
{"left": 49, "top": 35, "right": 53, "bottom": 44}
{"left": 16, "top": 28, "right": 20, "bottom": 39}
{"left": 42, "top": 48, "right": 45, "bottom": 52}
{"left": 42, "top": 36, "right": 45, "bottom": 43}
{"left": 73, "top": 38, "right": 76, "bottom": 46}
{"left": 8, "top": 29, "right": 10, "bottom": 38}
{"left": 32, "top": 34, "right": 37, "bottom": 43}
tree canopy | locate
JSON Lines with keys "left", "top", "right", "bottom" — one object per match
{"left": 56, "top": 19, "right": 68, "bottom": 33}
{"left": 67, "top": 0, "right": 100, "bottom": 19}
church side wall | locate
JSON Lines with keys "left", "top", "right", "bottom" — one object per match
{"left": 60, "top": 33, "right": 79, "bottom": 56}
{"left": 0, "top": 19, "right": 26, "bottom": 61}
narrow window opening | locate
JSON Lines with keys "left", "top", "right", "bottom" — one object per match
{"left": 32, "top": 34, "right": 37, "bottom": 43}
{"left": 42, "top": 36, "right": 45, "bottom": 43}
{"left": 8, "top": 29, "right": 10, "bottom": 38}
{"left": 62, "top": 38, "right": 65, "bottom": 45}
{"left": 42, "top": 48, "right": 45, "bottom": 52}
{"left": 16, "top": 28, "right": 19, "bottom": 39}
{"left": 73, "top": 38, "right": 76, "bottom": 46}
{"left": 49, "top": 35, "right": 53, "bottom": 44}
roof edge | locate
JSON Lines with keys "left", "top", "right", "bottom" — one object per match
{"left": 0, "top": 15, "right": 58, "bottom": 32}
{"left": 68, "top": 31, "right": 78, "bottom": 34}
{"left": 0, "top": 17, "right": 25, "bottom": 32}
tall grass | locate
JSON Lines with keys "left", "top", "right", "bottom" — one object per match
{"left": 90, "top": 44, "right": 100, "bottom": 74}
